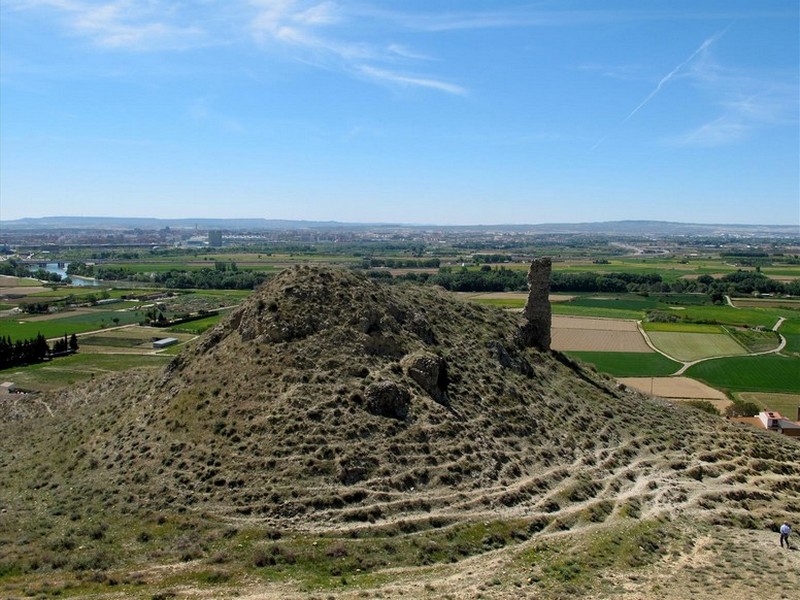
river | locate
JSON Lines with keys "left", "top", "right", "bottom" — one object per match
{"left": 42, "top": 262, "right": 101, "bottom": 287}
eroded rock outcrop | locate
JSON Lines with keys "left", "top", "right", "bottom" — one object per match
{"left": 518, "top": 257, "right": 552, "bottom": 350}
{"left": 365, "top": 381, "right": 410, "bottom": 420}
{"left": 401, "top": 351, "right": 449, "bottom": 406}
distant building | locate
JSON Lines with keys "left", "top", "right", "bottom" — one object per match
{"left": 736, "top": 409, "right": 800, "bottom": 437}
{"left": 181, "top": 236, "right": 208, "bottom": 248}
{"left": 152, "top": 337, "right": 178, "bottom": 349}
{"left": 208, "top": 230, "right": 223, "bottom": 247}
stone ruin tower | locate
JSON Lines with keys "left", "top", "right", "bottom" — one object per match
{"left": 518, "top": 257, "right": 552, "bottom": 350}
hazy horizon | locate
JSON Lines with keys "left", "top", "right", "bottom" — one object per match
{"left": 1, "top": 1, "right": 798, "bottom": 226}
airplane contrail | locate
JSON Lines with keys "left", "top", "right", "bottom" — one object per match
{"left": 591, "top": 28, "right": 728, "bottom": 151}
{"left": 623, "top": 30, "right": 725, "bottom": 123}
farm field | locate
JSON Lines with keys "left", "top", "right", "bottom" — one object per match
{"left": 732, "top": 297, "right": 800, "bottom": 310}
{"left": 645, "top": 331, "right": 746, "bottom": 361}
{"left": 551, "top": 303, "right": 643, "bottom": 320}
{"left": 618, "top": 376, "right": 729, "bottom": 400}
{"left": 0, "top": 275, "right": 48, "bottom": 296}
{"left": 167, "top": 312, "right": 227, "bottom": 334}
{"left": 642, "top": 322, "right": 724, "bottom": 334}
{"left": 685, "top": 354, "right": 800, "bottom": 394}
{"left": 676, "top": 305, "right": 785, "bottom": 329}
{"left": 551, "top": 316, "right": 651, "bottom": 352}
{"left": 464, "top": 292, "right": 574, "bottom": 309}
{"left": 567, "top": 351, "right": 681, "bottom": 377}
{"left": 0, "top": 308, "right": 149, "bottom": 342}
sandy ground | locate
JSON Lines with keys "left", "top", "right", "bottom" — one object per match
{"left": 552, "top": 329, "right": 652, "bottom": 352}
{"left": 551, "top": 316, "right": 651, "bottom": 352}
{"left": 618, "top": 377, "right": 729, "bottom": 400}
{"left": 552, "top": 315, "right": 639, "bottom": 331}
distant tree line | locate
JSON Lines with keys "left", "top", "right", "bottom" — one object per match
{"left": 362, "top": 257, "right": 441, "bottom": 269}
{"left": 472, "top": 254, "right": 512, "bottom": 264}
{"left": 67, "top": 261, "right": 269, "bottom": 290}
{"left": 0, "top": 333, "right": 78, "bottom": 369}
{"left": 394, "top": 266, "right": 800, "bottom": 298}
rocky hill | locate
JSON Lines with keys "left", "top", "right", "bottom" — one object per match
{"left": 1, "top": 265, "right": 798, "bottom": 599}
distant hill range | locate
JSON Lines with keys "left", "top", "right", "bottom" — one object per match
{"left": 1, "top": 216, "right": 797, "bottom": 236}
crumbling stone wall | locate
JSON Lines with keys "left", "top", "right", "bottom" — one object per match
{"left": 518, "top": 257, "right": 552, "bottom": 350}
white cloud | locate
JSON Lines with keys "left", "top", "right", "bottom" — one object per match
{"left": 246, "top": 0, "right": 466, "bottom": 94}
{"left": 6, "top": 0, "right": 207, "bottom": 50}
{"left": 358, "top": 65, "right": 466, "bottom": 96}
{"left": 669, "top": 48, "right": 798, "bottom": 147}
{"left": 672, "top": 116, "right": 749, "bottom": 147}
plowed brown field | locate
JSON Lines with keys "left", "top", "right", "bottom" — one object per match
{"left": 618, "top": 376, "right": 729, "bottom": 400}
{"left": 551, "top": 316, "right": 651, "bottom": 352}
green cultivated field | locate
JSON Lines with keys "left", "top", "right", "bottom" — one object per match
{"left": 470, "top": 297, "right": 526, "bottom": 309}
{"left": 0, "top": 309, "right": 148, "bottom": 342}
{"left": 676, "top": 305, "right": 784, "bottom": 328}
{"left": 642, "top": 322, "right": 724, "bottom": 334}
{"left": 782, "top": 333, "right": 800, "bottom": 355}
{"left": 647, "top": 331, "right": 746, "bottom": 361}
{"left": 167, "top": 312, "right": 226, "bottom": 334}
{"left": 567, "top": 351, "right": 681, "bottom": 377}
{"left": 777, "top": 317, "right": 800, "bottom": 352}
{"left": 686, "top": 354, "right": 800, "bottom": 394}
{"left": 552, "top": 304, "right": 643, "bottom": 320}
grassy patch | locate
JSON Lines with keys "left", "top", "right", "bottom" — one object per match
{"left": 647, "top": 331, "right": 746, "bottom": 361}
{"left": 686, "top": 354, "right": 800, "bottom": 394}
{"left": 0, "top": 353, "right": 169, "bottom": 390}
{"left": 470, "top": 297, "right": 526, "bottom": 309}
{"left": 514, "top": 517, "right": 679, "bottom": 596}
{"left": 643, "top": 322, "right": 724, "bottom": 334}
{"left": 735, "top": 392, "right": 800, "bottom": 418}
{"left": 567, "top": 351, "right": 681, "bottom": 377}
{"left": 167, "top": 313, "right": 225, "bottom": 334}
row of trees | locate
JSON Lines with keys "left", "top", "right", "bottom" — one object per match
{"left": 0, "top": 333, "right": 79, "bottom": 370}
{"left": 393, "top": 266, "right": 800, "bottom": 298}
{"left": 67, "top": 262, "right": 269, "bottom": 290}
{"left": 362, "top": 257, "right": 441, "bottom": 269}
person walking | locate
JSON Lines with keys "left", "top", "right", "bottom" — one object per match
{"left": 779, "top": 522, "right": 791, "bottom": 549}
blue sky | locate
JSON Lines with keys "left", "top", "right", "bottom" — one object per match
{"left": 1, "top": 0, "right": 798, "bottom": 225}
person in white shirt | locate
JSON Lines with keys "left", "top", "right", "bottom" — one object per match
{"left": 779, "top": 522, "right": 791, "bottom": 549}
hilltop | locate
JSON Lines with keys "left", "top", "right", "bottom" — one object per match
{"left": 1, "top": 266, "right": 798, "bottom": 599}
